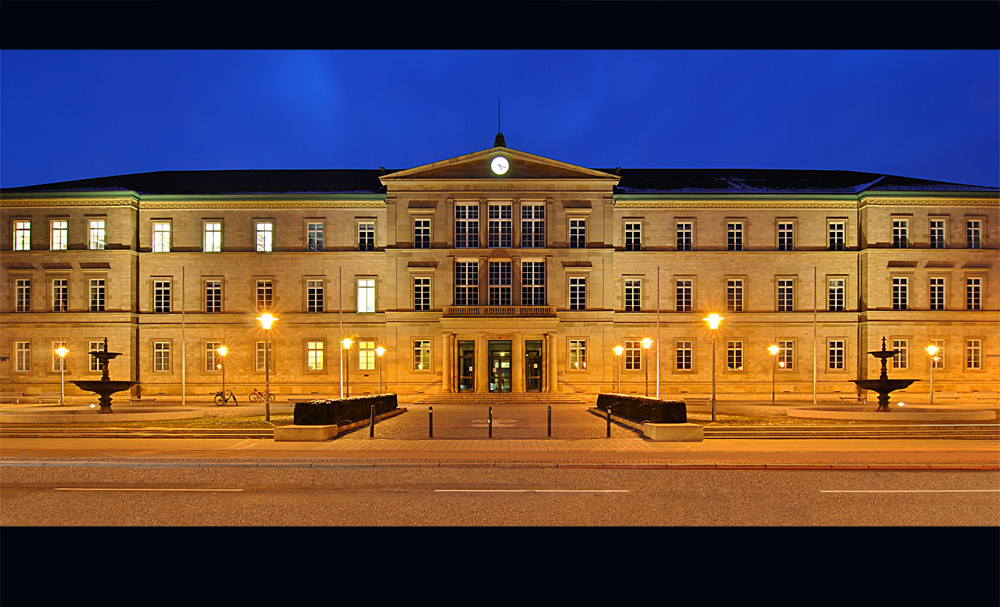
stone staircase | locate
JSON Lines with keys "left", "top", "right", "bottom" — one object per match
{"left": 414, "top": 393, "right": 587, "bottom": 407}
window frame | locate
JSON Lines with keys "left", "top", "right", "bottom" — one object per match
{"left": 454, "top": 261, "right": 479, "bottom": 306}
{"left": 255, "top": 221, "right": 274, "bottom": 252}
{"left": 356, "top": 277, "right": 376, "bottom": 313}
{"left": 520, "top": 203, "right": 546, "bottom": 248}
{"left": 88, "top": 218, "right": 106, "bottom": 250}
{"left": 203, "top": 220, "right": 223, "bottom": 253}
{"left": 13, "top": 220, "right": 31, "bottom": 251}
{"left": 51, "top": 278, "right": 68, "bottom": 312}
{"left": 49, "top": 219, "right": 68, "bottom": 251}
{"left": 152, "top": 221, "right": 172, "bottom": 253}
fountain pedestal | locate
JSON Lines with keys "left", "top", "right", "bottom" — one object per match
{"left": 852, "top": 337, "right": 918, "bottom": 412}
{"left": 70, "top": 338, "right": 136, "bottom": 414}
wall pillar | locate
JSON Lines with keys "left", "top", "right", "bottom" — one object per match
{"left": 441, "top": 332, "right": 453, "bottom": 393}
{"left": 547, "top": 332, "right": 558, "bottom": 393}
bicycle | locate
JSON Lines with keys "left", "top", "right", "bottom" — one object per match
{"left": 213, "top": 388, "right": 238, "bottom": 406}
{"left": 248, "top": 388, "right": 275, "bottom": 403}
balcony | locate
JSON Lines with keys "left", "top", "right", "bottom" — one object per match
{"left": 444, "top": 305, "right": 555, "bottom": 318}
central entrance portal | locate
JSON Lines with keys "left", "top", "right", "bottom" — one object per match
{"left": 488, "top": 340, "right": 512, "bottom": 393}
{"left": 525, "top": 340, "right": 543, "bottom": 392}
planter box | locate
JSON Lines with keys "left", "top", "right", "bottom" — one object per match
{"left": 293, "top": 393, "right": 398, "bottom": 426}
{"left": 596, "top": 393, "right": 686, "bottom": 424}
{"left": 643, "top": 422, "right": 703, "bottom": 442}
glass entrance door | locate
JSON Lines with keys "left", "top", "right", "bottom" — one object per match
{"left": 488, "top": 340, "right": 512, "bottom": 393}
{"left": 525, "top": 340, "right": 543, "bottom": 392}
{"left": 457, "top": 340, "right": 475, "bottom": 392}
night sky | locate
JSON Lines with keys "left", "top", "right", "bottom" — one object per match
{"left": 2, "top": 47, "right": 997, "bottom": 189}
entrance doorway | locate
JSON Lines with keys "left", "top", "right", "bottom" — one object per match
{"left": 488, "top": 340, "right": 512, "bottom": 393}
{"left": 457, "top": 340, "right": 475, "bottom": 392}
{"left": 525, "top": 340, "right": 543, "bottom": 392}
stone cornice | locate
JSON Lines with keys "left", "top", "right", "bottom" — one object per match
{"left": 613, "top": 199, "right": 858, "bottom": 209}
{"left": 1, "top": 195, "right": 139, "bottom": 209}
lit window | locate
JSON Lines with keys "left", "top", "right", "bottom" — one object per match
{"left": 13, "top": 220, "right": 31, "bottom": 251}
{"left": 413, "top": 340, "right": 431, "bottom": 371}
{"left": 50, "top": 220, "right": 68, "bottom": 250}
{"left": 89, "top": 220, "right": 106, "bottom": 250}
{"left": 358, "top": 340, "right": 375, "bottom": 371}
{"left": 203, "top": 222, "right": 222, "bottom": 252}
{"left": 357, "top": 278, "right": 375, "bottom": 313}
{"left": 152, "top": 222, "right": 171, "bottom": 253}
{"left": 306, "top": 341, "right": 324, "bottom": 371}
{"left": 256, "top": 222, "right": 273, "bottom": 252}
{"left": 569, "top": 340, "right": 587, "bottom": 370}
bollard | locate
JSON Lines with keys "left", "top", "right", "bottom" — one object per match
{"left": 429, "top": 406, "right": 433, "bottom": 438}
{"left": 547, "top": 405, "right": 552, "bottom": 438}
{"left": 369, "top": 404, "right": 375, "bottom": 438}
{"left": 488, "top": 406, "right": 493, "bottom": 438}
{"left": 606, "top": 406, "right": 612, "bottom": 438}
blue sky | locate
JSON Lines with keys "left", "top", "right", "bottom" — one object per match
{"left": 1, "top": 49, "right": 997, "bottom": 189}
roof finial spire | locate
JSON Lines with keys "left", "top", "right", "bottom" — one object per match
{"left": 494, "top": 98, "right": 506, "bottom": 147}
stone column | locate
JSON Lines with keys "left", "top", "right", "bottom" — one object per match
{"left": 476, "top": 334, "right": 488, "bottom": 393}
{"left": 441, "top": 332, "right": 453, "bottom": 393}
{"left": 512, "top": 336, "right": 524, "bottom": 393}
{"left": 547, "top": 333, "right": 559, "bottom": 393}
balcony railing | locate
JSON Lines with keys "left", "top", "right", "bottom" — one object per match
{"left": 444, "top": 305, "right": 555, "bottom": 318}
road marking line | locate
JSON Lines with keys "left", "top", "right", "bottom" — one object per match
{"left": 435, "top": 489, "right": 629, "bottom": 493}
{"left": 821, "top": 489, "right": 1000, "bottom": 494}
{"left": 54, "top": 488, "right": 243, "bottom": 492}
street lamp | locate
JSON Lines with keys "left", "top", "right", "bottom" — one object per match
{"left": 703, "top": 313, "right": 724, "bottom": 422}
{"left": 216, "top": 345, "right": 228, "bottom": 399}
{"left": 925, "top": 345, "right": 939, "bottom": 405}
{"left": 55, "top": 346, "right": 68, "bottom": 406}
{"left": 342, "top": 338, "right": 353, "bottom": 397}
{"left": 613, "top": 346, "right": 624, "bottom": 393}
{"left": 376, "top": 346, "right": 386, "bottom": 394}
{"left": 256, "top": 313, "right": 276, "bottom": 421}
{"left": 641, "top": 338, "right": 653, "bottom": 396}
{"left": 768, "top": 344, "right": 780, "bottom": 405}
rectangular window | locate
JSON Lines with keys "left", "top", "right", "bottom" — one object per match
{"left": 727, "top": 279, "right": 744, "bottom": 312}
{"left": 929, "top": 277, "right": 945, "bottom": 310}
{"left": 624, "top": 221, "right": 642, "bottom": 251}
{"left": 675, "top": 341, "right": 693, "bottom": 371}
{"left": 153, "top": 280, "right": 171, "bottom": 313}
{"left": 521, "top": 203, "right": 545, "bottom": 248}
{"left": 256, "top": 279, "right": 272, "bottom": 312}
{"left": 676, "top": 222, "right": 693, "bottom": 251}
{"left": 89, "top": 219, "right": 106, "bottom": 250}
{"left": 488, "top": 261, "right": 512, "bottom": 306}
{"left": 569, "top": 218, "right": 586, "bottom": 249}
{"left": 624, "top": 278, "right": 642, "bottom": 312}
{"left": 205, "top": 280, "right": 222, "bottom": 313}
{"left": 307, "top": 223, "right": 324, "bottom": 251}
{"left": 777, "top": 279, "right": 794, "bottom": 312}
{"left": 892, "top": 339, "right": 908, "bottom": 370}
{"left": 966, "top": 339, "right": 982, "bottom": 370}
{"left": 966, "top": 220, "right": 982, "bottom": 249}
{"left": 828, "top": 221, "right": 845, "bottom": 251}
{"left": 778, "top": 340, "right": 794, "bottom": 370}
{"left": 454, "top": 262, "right": 479, "bottom": 306}
{"left": 455, "top": 204, "right": 479, "bottom": 248}
{"left": 413, "top": 276, "right": 431, "bottom": 311}
{"left": 892, "top": 277, "right": 908, "bottom": 310}
{"left": 50, "top": 220, "right": 68, "bottom": 250}
{"left": 521, "top": 262, "right": 546, "bottom": 306}
{"left": 569, "top": 276, "right": 586, "bottom": 311}
{"left": 255, "top": 341, "right": 273, "bottom": 373}
{"left": 89, "top": 279, "right": 105, "bottom": 311}
{"left": 358, "top": 221, "right": 375, "bottom": 251}
{"left": 52, "top": 279, "right": 68, "bottom": 312}
{"left": 256, "top": 222, "right": 273, "bottom": 252}
{"left": 930, "top": 339, "right": 945, "bottom": 370}
{"left": 306, "top": 341, "right": 324, "bottom": 371}
{"left": 306, "top": 279, "right": 324, "bottom": 313}
{"left": 205, "top": 342, "right": 222, "bottom": 373}
{"left": 892, "top": 219, "right": 908, "bottom": 248}
{"left": 13, "top": 220, "right": 31, "bottom": 251}
{"left": 357, "top": 278, "right": 376, "bottom": 313}
{"left": 625, "top": 340, "right": 641, "bottom": 371}
{"left": 15, "top": 341, "right": 30, "bottom": 372}
{"left": 413, "top": 218, "right": 430, "bottom": 249}
{"left": 153, "top": 341, "right": 171, "bottom": 372}
{"left": 727, "top": 222, "right": 743, "bottom": 251}
{"left": 358, "top": 340, "right": 375, "bottom": 371}
{"left": 828, "top": 339, "right": 846, "bottom": 370}
{"left": 15, "top": 279, "right": 30, "bottom": 312}
{"left": 676, "top": 279, "right": 693, "bottom": 312}
{"left": 727, "top": 340, "right": 743, "bottom": 371}
{"left": 966, "top": 277, "right": 982, "bottom": 310}
{"left": 203, "top": 221, "right": 222, "bottom": 252}
{"left": 828, "top": 278, "right": 845, "bottom": 312}
{"left": 152, "top": 222, "right": 171, "bottom": 253}
{"left": 413, "top": 340, "right": 431, "bottom": 371}
{"left": 929, "top": 219, "right": 946, "bottom": 249}
{"left": 488, "top": 203, "right": 512, "bottom": 248}
{"left": 777, "top": 222, "right": 794, "bottom": 251}
{"left": 89, "top": 341, "right": 102, "bottom": 372}
{"left": 569, "top": 340, "right": 587, "bottom": 370}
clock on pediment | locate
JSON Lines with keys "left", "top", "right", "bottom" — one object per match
{"left": 490, "top": 155, "right": 509, "bottom": 176}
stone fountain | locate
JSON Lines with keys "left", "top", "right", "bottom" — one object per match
{"left": 852, "top": 337, "right": 919, "bottom": 412}
{"left": 71, "top": 338, "right": 137, "bottom": 414}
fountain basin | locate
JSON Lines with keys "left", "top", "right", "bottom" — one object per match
{"left": 71, "top": 380, "right": 137, "bottom": 413}
{"left": 0, "top": 407, "right": 204, "bottom": 424}
{"left": 853, "top": 379, "right": 918, "bottom": 393}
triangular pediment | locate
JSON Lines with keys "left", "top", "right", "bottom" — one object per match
{"left": 379, "top": 147, "right": 619, "bottom": 183}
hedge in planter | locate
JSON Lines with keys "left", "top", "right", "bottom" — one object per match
{"left": 294, "top": 394, "right": 398, "bottom": 426}
{"left": 596, "top": 393, "right": 686, "bottom": 424}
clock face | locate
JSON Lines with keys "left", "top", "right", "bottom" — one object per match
{"left": 491, "top": 156, "right": 509, "bottom": 175}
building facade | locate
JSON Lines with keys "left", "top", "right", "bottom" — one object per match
{"left": 2, "top": 140, "right": 998, "bottom": 404}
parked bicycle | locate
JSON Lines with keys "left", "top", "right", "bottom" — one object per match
{"left": 248, "top": 388, "right": 275, "bottom": 403}
{"left": 213, "top": 388, "right": 238, "bottom": 406}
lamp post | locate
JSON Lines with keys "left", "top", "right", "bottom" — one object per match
{"left": 704, "top": 314, "right": 723, "bottom": 422}
{"left": 641, "top": 338, "right": 652, "bottom": 396}
{"left": 342, "top": 338, "right": 353, "bottom": 397}
{"left": 376, "top": 346, "right": 386, "bottom": 394}
{"left": 55, "top": 346, "right": 68, "bottom": 406}
{"left": 768, "top": 344, "right": 779, "bottom": 405}
{"left": 925, "top": 345, "right": 939, "bottom": 405}
{"left": 613, "top": 346, "right": 624, "bottom": 393}
{"left": 216, "top": 345, "right": 228, "bottom": 398}
{"left": 256, "top": 313, "right": 276, "bottom": 421}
